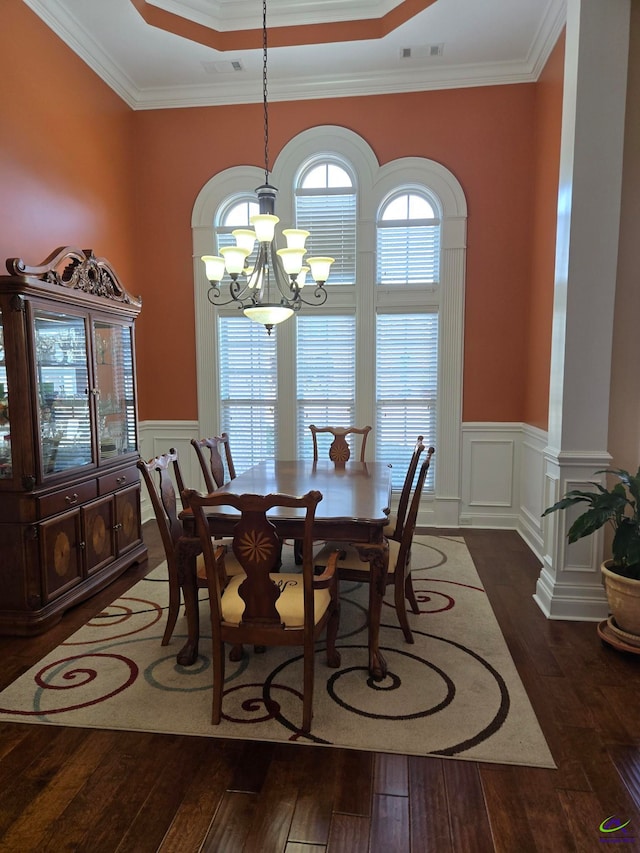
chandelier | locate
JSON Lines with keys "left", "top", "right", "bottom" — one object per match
{"left": 202, "top": 0, "right": 335, "bottom": 335}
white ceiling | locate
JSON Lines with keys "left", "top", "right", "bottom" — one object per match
{"left": 23, "top": 0, "right": 567, "bottom": 110}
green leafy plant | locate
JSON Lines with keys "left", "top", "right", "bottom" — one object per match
{"left": 542, "top": 467, "right": 640, "bottom": 580}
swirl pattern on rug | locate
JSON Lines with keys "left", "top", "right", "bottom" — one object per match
{"left": 0, "top": 535, "right": 555, "bottom": 768}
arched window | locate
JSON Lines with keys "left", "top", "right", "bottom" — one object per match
{"left": 374, "top": 187, "right": 441, "bottom": 488}
{"left": 377, "top": 190, "right": 441, "bottom": 285}
{"left": 295, "top": 158, "right": 356, "bottom": 285}
{"left": 192, "top": 128, "right": 467, "bottom": 526}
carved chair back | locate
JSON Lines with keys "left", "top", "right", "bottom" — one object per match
{"left": 184, "top": 488, "right": 341, "bottom": 732}
{"left": 191, "top": 433, "right": 236, "bottom": 492}
{"left": 309, "top": 424, "right": 372, "bottom": 465}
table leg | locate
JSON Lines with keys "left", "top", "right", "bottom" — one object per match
{"left": 356, "top": 541, "right": 389, "bottom": 681}
{"left": 176, "top": 538, "right": 201, "bottom": 666}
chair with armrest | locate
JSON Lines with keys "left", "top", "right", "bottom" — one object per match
{"left": 314, "top": 450, "right": 434, "bottom": 645}
{"left": 309, "top": 424, "right": 372, "bottom": 465}
{"left": 383, "top": 438, "right": 430, "bottom": 540}
{"left": 184, "top": 488, "right": 341, "bottom": 734}
{"left": 137, "top": 448, "right": 242, "bottom": 646}
{"left": 191, "top": 433, "right": 237, "bottom": 492}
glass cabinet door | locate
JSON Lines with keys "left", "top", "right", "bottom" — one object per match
{"left": 0, "top": 311, "right": 11, "bottom": 478}
{"left": 34, "top": 309, "right": 93, "bottom": 474}
{"left": 94, "top": 321, "right": 137, "bottom": 460}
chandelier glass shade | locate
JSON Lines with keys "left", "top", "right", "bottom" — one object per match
{"left": 201, "top": 1, "right": 335, "bottom": 334}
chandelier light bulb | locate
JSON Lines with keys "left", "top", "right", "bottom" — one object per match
{"left": 220, "top": 245, "right": 251, "bottom": 275}
{"left": 295, "top": 266, "right": 309, "bottom": 288}
{"left": 282, "top": 229, "right": 310, "bottom": 249}
{"left": 232, "top": 229, "right": 257, "bottom": 253}
{"left": 276, "top": 247, "right": 306, "bottom": 276}
{"left": 243, "top": 303, "right": 294, "bottom": 334}
{"left": 202, "top": 254, "right": 226, "bottom": 282}
{"left": 250, "top": 214, "right": 279, "bottom": 243}
{"left": 307, "top": 256, "right": 335, "bottom": 284}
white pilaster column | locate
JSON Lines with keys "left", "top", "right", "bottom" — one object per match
{"left": 536, "top": 0, "right": 631, "bottom": 620}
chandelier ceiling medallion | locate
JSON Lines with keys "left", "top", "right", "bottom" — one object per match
{"left": 201, "top": 0, "right": 335, "bottom": 334}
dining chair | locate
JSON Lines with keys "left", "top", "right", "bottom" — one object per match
{"left": 309, "top": 424, "right": 372, "bottom": 465}
{"left": 384, "top": 438, "right": 431, "bottom": 540}
{"left": 191, "top": 433, "right": 236, "bottom": 492}
{"left": 184, "top": 488, "right": 341, "bottom": 733}
{"left": 314, "top": 451, "right": 434, "bottom": 645}
{"left": 137, "top": 448, "right": 242, "bottom": 646}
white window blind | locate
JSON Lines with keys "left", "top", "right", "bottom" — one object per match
{"left": 377, "top": 191, "right": 440, "bottom": 285}
{"left": 296, "top": 314, "right": 356, "bottom": 459}
{"left": 296, "top": 195, "right": 356, "bottom": 285}
{"left": 218, "top": 316, "right": 277, "bottom": 470}
{"left": 295, "top": 160, "right": 356, "bottom": 285}
{"left": 376, "top": 313, "right": 438, "bottom": 491}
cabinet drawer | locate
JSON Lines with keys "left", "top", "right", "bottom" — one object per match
{"left": 37, "top": 481, "right": 98, "bottom": 519}
{"left": 98, "top": 465, "right": 139, "bottom": 495}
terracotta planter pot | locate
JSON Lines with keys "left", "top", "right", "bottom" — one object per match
{"left": 602, "top": 561, "right": 640, "bottom": 636}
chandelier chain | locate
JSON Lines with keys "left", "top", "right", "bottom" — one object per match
{"left": 201, "top": 0, "right": 333, "bottom": 333}
{"left": 262, "top": 0, "right": 270, "bottom": 184}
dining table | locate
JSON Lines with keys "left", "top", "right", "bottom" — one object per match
{"left": 177, "top": 458, "right": 393, "bottom": 680}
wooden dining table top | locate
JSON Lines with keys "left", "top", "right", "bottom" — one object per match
{"left": 176, "top": 458, "right": 394, "bottom": 678}
{"left": 190, "top": 459, "right": 393, "bottom": 540}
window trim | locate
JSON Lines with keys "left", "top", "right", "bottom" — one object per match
{"left": 192, "top": 127, "right": 467, "bottom": 527}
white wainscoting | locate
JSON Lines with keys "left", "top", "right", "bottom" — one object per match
{"left": 139, "top": 420, "right": 549, "bottom": 561}
{"left": 138, "top": 420, "right": 204, "bottom": 524}
{"left": 460, "top": 422, "right": 547, "bottom": 560}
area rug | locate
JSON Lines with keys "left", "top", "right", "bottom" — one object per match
{"left": 0, "top": 535, "right": 555, "bottom": 767}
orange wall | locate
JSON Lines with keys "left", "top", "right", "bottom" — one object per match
{"left": 0, "top": 2, "right": 136, "bottom": 285}
{"left": 133, "top": 85, "right": 540, "bottom": 422}
{"left": 525, "top": 33, "right": 565, "bottom": 430}
{"left": 4, "top": 1, "right": 562, "bottom": 428}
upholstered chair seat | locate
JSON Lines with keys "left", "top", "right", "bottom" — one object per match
{"left": 220, "top": 572, "right": 331, "bottom": 629}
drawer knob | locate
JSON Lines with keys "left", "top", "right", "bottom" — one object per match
{"left": 65, "top": 493, "right": 79, "bottom": 505}
{"left": 116, "top": 476, "right": 126, "bottom": 485}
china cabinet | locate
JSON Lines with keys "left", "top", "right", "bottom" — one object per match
{"left": 0, "top": 247, "right": 147, "bottom": 635}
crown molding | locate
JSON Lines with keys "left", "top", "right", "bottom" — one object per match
{"left": 23, "top": 0, "right": 566, "bottom": 111}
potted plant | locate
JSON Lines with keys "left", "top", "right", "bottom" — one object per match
{"left": 542, "top": 467, "right": 640, "bottom": 647}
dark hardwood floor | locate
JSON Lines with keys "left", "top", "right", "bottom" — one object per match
{"left": 1, "top": 522, "right": 640, "bottom": 852}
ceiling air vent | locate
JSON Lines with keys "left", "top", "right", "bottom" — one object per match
{"left": 400, "top": 44, "right": 444, "bottom": 60}
{"left": 201, "top": 60, "right": 245, "bottom": 74}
